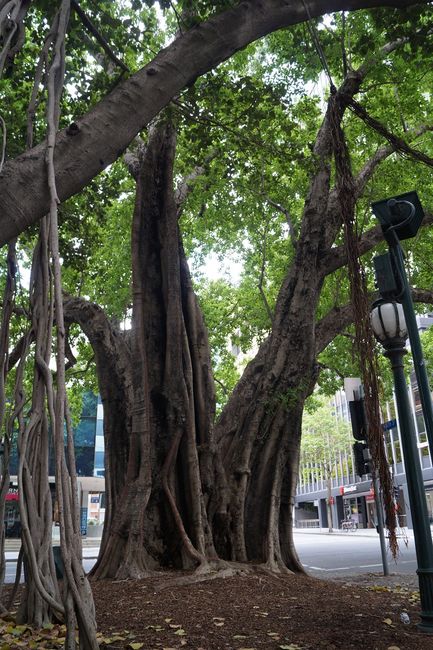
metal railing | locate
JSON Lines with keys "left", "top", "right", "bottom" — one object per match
{"left": 295, "top": 519, "right": 320, "bottom": 528}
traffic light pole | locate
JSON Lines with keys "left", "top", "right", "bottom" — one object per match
{"left": 348, "top": 394, "right": 389, "bottom": 577}
{"left": 372, "top": 470, "right": 389, "bottom": 576}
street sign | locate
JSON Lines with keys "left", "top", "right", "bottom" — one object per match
{"left": 382, "top": 419, "right": 397, "bottom": 431}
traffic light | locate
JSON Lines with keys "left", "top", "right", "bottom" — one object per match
{"left": 349, "top": 399, "right": 367, "bottom": 441}
{"left": 353, "top": 442, "right": 370, "bottom": 477}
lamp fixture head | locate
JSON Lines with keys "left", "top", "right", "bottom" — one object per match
{"left": 371, "top": 191, "right": 424, "bottom": 241}
{"left": 370, "top": 300, "right": 408, "bottom": 346}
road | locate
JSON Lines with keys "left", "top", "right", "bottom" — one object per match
{"left": 294, "top": 530, "right": 417, "bottom": 578}
{"left": 4, "top": 548, "right": 99, "bottom": 584}
{"left": 3, "top": 532, "right": 419, "bottom": 583}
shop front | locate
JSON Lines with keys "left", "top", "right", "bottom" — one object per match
{"left": 4, "top": 488, "right": 20, "bottom": 537}
{"left": 339, "top": 483, "right": 376, "bottom": 529}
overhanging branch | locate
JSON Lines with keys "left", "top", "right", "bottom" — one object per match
{"left": 0, "top": 0, "right": 421, "bottom": 245}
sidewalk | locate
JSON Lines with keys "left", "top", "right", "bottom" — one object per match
{"left": 293, "top": 525, "right": 415, "bottom": 539}
{"left": 4, "top": 537, "right": 102, "bottom": 552}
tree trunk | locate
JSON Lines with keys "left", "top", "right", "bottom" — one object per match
{"left": 90, "top": 121, "right": 221, "bottom": 579}
{"left": 213, "top": 102, "right": 335, "bottom": 572}
{"left": 63, "top": 296, "right": 133, "bottom": 567}
{"left": 65, "top": 62, "right": 399, "bottom": 578}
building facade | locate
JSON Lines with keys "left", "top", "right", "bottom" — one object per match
{"left": 295, "top": 314, "right": 433, "bottom": 530}
{"left": 4, "top": 391, "right": 106, "bottom": 537}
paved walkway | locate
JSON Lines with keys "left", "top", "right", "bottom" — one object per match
{"left": 4, "top": 536, "right": 102, "bottom": 552}
{"left": 5, "top": 527, "right": 419, "bottom": 548}
{"left": 294, "top": 525, "right": 416, "bottom": 538}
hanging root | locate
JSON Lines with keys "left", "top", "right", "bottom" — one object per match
{"left": 329, "top": 93, "right": 398, "bottom": 558}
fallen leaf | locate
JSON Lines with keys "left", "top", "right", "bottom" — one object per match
{"left": 128, "top": 643, "right": 144, "bottom": 650}
{"left": 174, "top": 628, "right": 187, "bottom": 636}
{"left": 383, "top": 618, "right": 393, "bottom": 626}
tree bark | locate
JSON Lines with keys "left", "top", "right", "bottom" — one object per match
{"left": 85, "top": 120, "right": 222, "bottom": 579}
{"left": 63, "top": 296, "right": 133, "bottom": 566}
{"left": 0, "top": 0, "right": 419, "bottom": 245}
{"left": 213, "top": 66, "right": 358, "bottom": 571}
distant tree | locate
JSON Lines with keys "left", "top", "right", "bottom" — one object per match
{"left": 302, "top": 398, "right": 352, "bottom": 531}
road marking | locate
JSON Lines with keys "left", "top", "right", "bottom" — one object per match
{"left": 305, "top": 565, "right": 352, "bottom": 572}
{"left": 359, "top": 563, "right": 382, "bottom": 568}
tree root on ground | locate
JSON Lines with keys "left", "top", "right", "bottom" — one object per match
{"left": 152, "top": 560, "right": 301, "bottom": 591}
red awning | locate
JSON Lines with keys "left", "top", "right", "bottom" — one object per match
{"left": 5, "top": 491, "right": 19, "bottom": 501}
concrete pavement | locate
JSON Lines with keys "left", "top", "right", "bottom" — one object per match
{"left": 293, "top": 525, "right": 414, "bottom": 539}
{"left": 4, "top": 536, "right": 102, "bottom": 551}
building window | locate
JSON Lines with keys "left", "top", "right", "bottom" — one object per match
{"left": 416, "top": 411, "right": 426, "bottom": 434}
{"left": 392, "top": 431, "right": 402, "bottom": 463}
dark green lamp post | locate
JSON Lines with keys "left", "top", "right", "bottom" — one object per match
{"left": 372, "top": 191, "right": 433, "bottom": 455}
{"left": 371, "top": 299, "right": 433, "bottom": 632}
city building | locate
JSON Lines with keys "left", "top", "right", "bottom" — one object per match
{"left": 4, "top": 392, "right": 105, "bottom": 537}
{"left": 295, "top": 314, "right": 433, "bottom": 530}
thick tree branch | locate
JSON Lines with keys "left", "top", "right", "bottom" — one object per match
{"left": 315, "top": 303, "right": 354, "bottom": 354}
{"left": 355, "top": 124, "right": 433, "bottom": 198}
{"left": 0, "top": 0, "right": 420, "bottom": 245}
{"left": 315, "top": 287, "right": 433, "bottom": 355}
{"left": 321, "top": 212, "right": 433, "bottom": 276}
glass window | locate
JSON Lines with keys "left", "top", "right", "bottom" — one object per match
{"left": 94, "top": 450, "right": 105, "bottom": 470}
{"left": 385, "top": 432, "right": 393, "bottom": 464}
{"left": 422, "top": 445, "right": 431, "bottom": 458}
{"left": 426, "top": 491, "right": 433, "bottom": 521}
{"left": 416, "top": 411, "right": 426, "bottom": 434}
{"left": 81, "top": 392, "right": 98, "bottom": 418}
{"left": 392, "top": 431, "right": 402, "bottom": 463}
{"left": 75, "top": 446, "right": 94, "bottom": 476}
{"left": 74, "top": 417, "right": 96, "bottom": 447}
{"left": 419, "top": 433, "right": 431, "bottom": 458}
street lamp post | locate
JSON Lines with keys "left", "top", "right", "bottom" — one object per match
{"left": 372, "top": 191, "right": 433, "bottom": 456}
{"left": 371, "top": 300, "right": 433, "bottom": 632}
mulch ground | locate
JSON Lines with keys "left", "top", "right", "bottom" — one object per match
{"left": 90, "top": 570, "right": 433, "bottom": 650}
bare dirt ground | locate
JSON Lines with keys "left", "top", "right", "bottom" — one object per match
{"left": 90, "top": 569, "right": 433, "bottom": 650}
{"left": 2, "top": 569, "right": 432, "bottom": 649}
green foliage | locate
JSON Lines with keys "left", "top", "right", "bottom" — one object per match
{"left": 420, "top": 326, "right": 433, "bottom": 387}
{"left": 301, "top": 395, "right": 352, "bottom": 479}
{"left": 3, "top": 2, "right": 433, "bottom": 430}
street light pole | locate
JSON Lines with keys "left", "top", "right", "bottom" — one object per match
{"left": 371, "top": 301, "right": 433, "bottom": 632}
{"left": 372, "top": 192, "right": 433, "bottom": 455}
{"left": 388, "top": 239, "right": 433, "bottom": 455}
